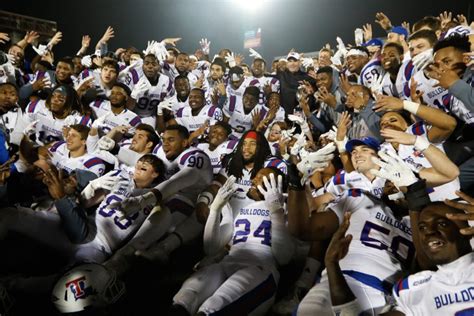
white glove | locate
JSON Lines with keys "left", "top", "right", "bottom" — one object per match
{"left": 281, "top": 126, "right": 296, "bottom": 140}
{"left": 24, "top": 120, "right": 38, "bottom": 136}
{"left": 210, "top": 175, "right": 236, "bottom": 212}
{"left": 320, "top": 126, "right": 337, "bottom": 141}
{"left": 32, "top": 44, "right": 48, "bottom": 56}
{"left": 143, "top": 40, "right": 158, "bottom": 55}
{"left": 157, "top": 98, "right": 174, "bottom": 115}
{"left": 91, "top": 114, "right": 108, "bottom": 130}
{"left": 63, "top": 116, "right": 76, "bottom": 127}
{"left": 336, "top": 37, "right": 348, "bottom": 57}
{"left": 118, "top": 58, "right": 143, "bottom": 80}
{"left": 288, "top": 114, "right": 310, "bottom": 135}
{"left": 249, "top": 48, "right": 262, "bottom": 59}
{"left": 131, "top": 77, "right": 150, "bottom": 100}
{"left": 1, "top": 62, "right": 15, "bottom": 78}
{"left": 297, "top": 143, "right": 336, "bottom": 184}
{"left": 98, "top": 136, "right": 115, "bottom": 151}
{"left": 225, "top": 52, "right": 236, "bottom": 68}
{"left": 111, "top": 191, "right": 158, "bottom": 219}
{"left": 412, "top": 48, "right": 433, "bottom": 73}
{"left": 331, "top": 49, "right": 343, "bottom": 66}
{"left": 370, "top": 74, "right": 384, "bottom": 99}
{"left": 199, "top": 38, "right": 211, "bottom": 55}
{"left": 81, "top": 55, "right": 92, "bottom": 68}
{"left": 370, "top": 150, "right": 418, "bottom": 189}
{"left": 152, "top": 41, "right": 169, "bottom": 62}
{"left": 257, "top": 173, "right": 284, "bottom": 213}
{"left": 290, "top": 133, "right": 306, "bottom": 157}
{"left": 81, "top": 174, "right": 119, "bottom": 200}
{"left": 301, "top": 57, "right": 313, "bottom": 70}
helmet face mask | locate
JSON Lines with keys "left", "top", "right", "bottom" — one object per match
{"left": 51, "top": 263, "right": 125, "bottom": 314}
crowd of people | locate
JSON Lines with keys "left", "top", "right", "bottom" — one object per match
{"left": 0, "top": 9, "right": 473, "bottom": 316}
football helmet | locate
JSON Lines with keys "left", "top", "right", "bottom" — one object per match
{"left": 51, "top": 263, "right": 125, "bottom": 313}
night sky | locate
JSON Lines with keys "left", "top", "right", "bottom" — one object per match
{"left": 1, "top": 0, "right": 472, "bottom": 63}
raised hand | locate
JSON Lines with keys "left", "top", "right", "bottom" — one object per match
{"left": 199, "top": 38, "right": 211, "bottom": 55}
{"left": 375, "top": 12, "right": 393, "bottom": 31}
{"left": 444, "top": 191, "right": 474, "bottom": 236}
{"left": 370, "top": 150, "right": 418, "bottom": 188}
{"left": 258, "top": 173, "right": 284, "bottom": 212}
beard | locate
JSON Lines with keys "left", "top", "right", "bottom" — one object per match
{"left": 243, "top": 156, "right": 255, "bottom": 165}
{"left": 110, "top": 100, "right": 126, "bottom": 108}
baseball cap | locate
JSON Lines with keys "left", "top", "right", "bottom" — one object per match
{"left": 345, "top": 136, "right": 380, "bottom": 153}
{"left": 363, "top": 38, "right": 384, "bottom": 47}
{"left": 389, "top": 26, "right": 409, "bottom": 39}
{"left": 286, "top": 52, "right": 301, "bottom": 61}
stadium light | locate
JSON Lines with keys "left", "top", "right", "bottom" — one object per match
{"left": 234, "top": 0, "right": 264, "bottom": 13}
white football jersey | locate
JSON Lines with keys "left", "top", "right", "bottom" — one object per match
{"left": 380, "top": 121, "right": 460, "bottom": 201}
{"left": 324, "top": 169, "right": 386, "bottom": 199}
{"left": 359, "top": 56, "right": 383, "bottom": 88}
{"left": 161, "top": 62, "right": 198, "bottom": 87}
{"left": 153, "top": 145, "right": 213, "bottom": 206}
{"left": 48, "top": 141, "right": 106, "bottom": 176}
{"left": 131, "top": 75, "right": 175, "bottom": 120}
{"left": 196, "top": 140, "right": 238, "bottom": 175}
{"left": 90, "top": 99, "right": 142, "bottom": 134}
{"left": 222, "top": 157, "right": 287, "bottom": 213}
{"left": 396, "top": 59, "right": 415, "bottom": 100}
{"left": 76, "top": 68, "right": 112, "bottom": 97}
{"left": 248, "top": 76, "right": 280, "bottom": 105}
{"left": 174, "top": 104, "right": 223, "bottom": 133}
{"left": 223, "top": 97, "right": 267, "bottom": 139}
{"left": 228, "top": 200, "right": 276, "bottom": 266}
{"left": 121, "top": 67, "right": 145, "bottom": 91}
{"left": 392, "top": 252, "right": 474, "bottom": 316}
{"left": 328, "top": 191, "right": 414, "bottom": 287}
{"left": 25, "top": 99, "right": 92, "bottom": 144}
{"left": 95, "top": 168, "right": 153, "bottom": 253}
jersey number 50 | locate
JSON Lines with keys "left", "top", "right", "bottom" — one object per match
{"left": 360, "top": 221, "right": 414, "bottom": 265}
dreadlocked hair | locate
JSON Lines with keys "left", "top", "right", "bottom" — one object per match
{"left": 223, "top": 130, "right": 271, "bottom": 180}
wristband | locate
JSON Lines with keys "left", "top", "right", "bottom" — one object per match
{"left": 288, "top": 163, "right": 304, "bottom": 190}
{"left": 405, "top": 179, "right": 431, "bottom": 212}
{"left": 403, "top": 100, "right": 420, "bottom": 115}
{"left": 335, "top": 137, "right": 348, "bottom": 153}
{"left": 414, "top": 136, "right": 430, "bottom": 152}
{"left": 197, "top": 191, "right": 214, "bottom": 206}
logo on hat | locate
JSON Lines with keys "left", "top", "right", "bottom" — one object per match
{"left": 286, "top": 52, "right": 301, "bottom": 61}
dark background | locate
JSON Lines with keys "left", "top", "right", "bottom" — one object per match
{"left": 1, "top": 0, "right": 472, "bottom": 62}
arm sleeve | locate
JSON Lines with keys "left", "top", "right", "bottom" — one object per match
{"left": 54, "top": 197, "right": 89, "bottom": 244}
{"left": 203, "top": 203, "right": 234, "bottom": 256}
{"left": 308, "top": 113, "right": 329, "bottom": 133}
{"left": 86, "top": 134, "right": 99, "bottom": 153}
{"left": 154, "top": 166, "right": 201, "bottom": 200}
{"left": 359, "top": 101, "right": 382, "bottom": 138}
{"left": 448, "top": 79, "right": 474, "bottom": 112}
{"left": 271, "top": 207, "right": 295, "bottom": 265}
{"left": 19, "top": 83, "right": 34, "bottom": 104}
